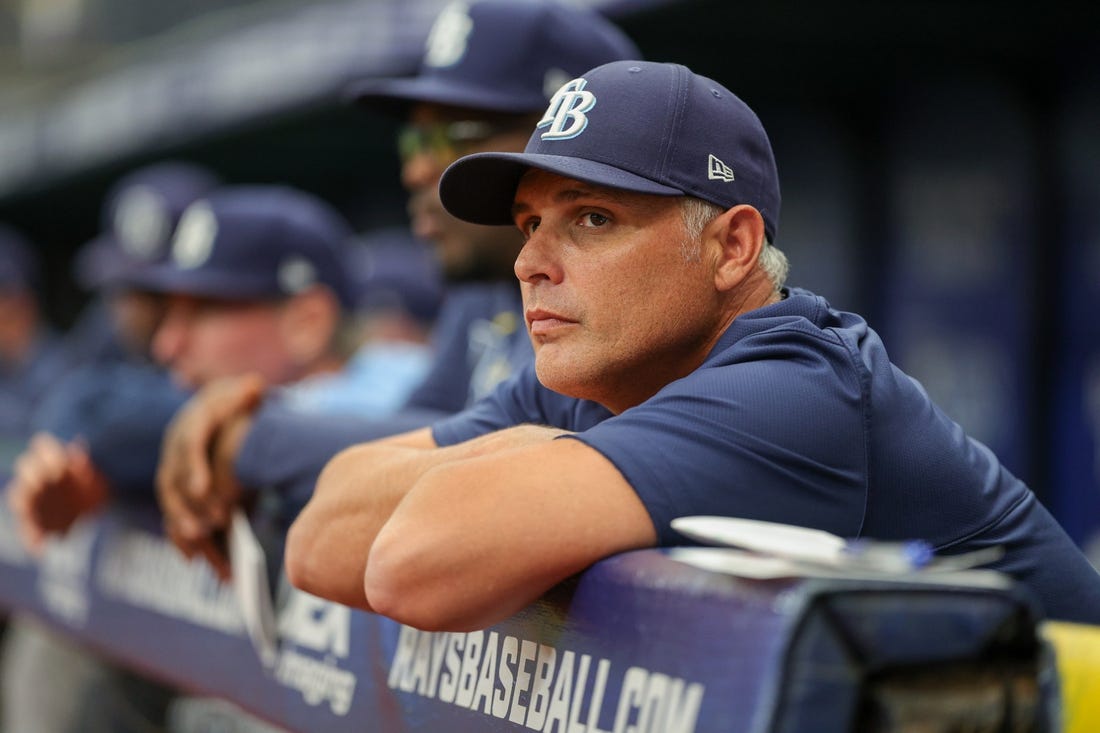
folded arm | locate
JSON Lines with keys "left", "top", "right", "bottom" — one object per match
{"left": 285, "top": 425, "right": 656, "bottom": 631}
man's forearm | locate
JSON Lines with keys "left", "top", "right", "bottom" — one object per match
{"left": 284, "top": 425, "right": 568, "bottom": 611}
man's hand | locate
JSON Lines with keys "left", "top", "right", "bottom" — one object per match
{"left": 6, "top": 433, "right": 110, "bottom": 554}
{"left": 156, "top": 373, "right": 265, "bottom": 579}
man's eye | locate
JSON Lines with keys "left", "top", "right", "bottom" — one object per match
{"left": 519, "top": 218, "right": 540, "bottom": 238}
{"left": 580, "top": 213, "right": 609, "bottom": 227}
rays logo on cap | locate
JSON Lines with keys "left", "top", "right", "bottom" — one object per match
{"left": 114, "top": 185, "right": 170, "bottom": 261}
{"left": 171, "top": 201, "right": 217, "bottom": 270}
{"left": 538, "top": 78, "right": 596, "bottom": 141}
{"left": 424, "top": 1, "right": 473, "bottom": 68}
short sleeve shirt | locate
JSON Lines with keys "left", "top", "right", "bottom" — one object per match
{"left": 432, "top": 288, "right": 1100, "bottom": 624}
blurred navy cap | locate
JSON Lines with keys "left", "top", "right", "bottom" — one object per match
{"left": 347, "top": 228, "right": 444, "bottom": 323}
{"left": 0, "top": 224, "right": 38, "bottom": 291}
{"left": 127, "top": 185, "right": 356, "bottom": 308}
{"left": 349, "top": 0, "right": 641, "bottom": 115}
{"left": 75, "top": 161, "right": 221, "bottom": 291}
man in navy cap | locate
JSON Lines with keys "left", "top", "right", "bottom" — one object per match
{"left": 153, "top": 0, "right": 640, "bottom": 579}
{"left": 2, "top": 163, "right": 217, "bottom": 733}
{"left": 8, "top": 185, "right": 358, "bottom": 564}
{"left": 64, "top": 161, "right": 220, "bottom": 366}
{"left": 3, "top": 184, "right": 363, "bottom": 733}
{"left": 285, "top": 60, "right": 1100, "bottom": 631}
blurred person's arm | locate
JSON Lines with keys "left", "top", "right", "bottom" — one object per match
{"left": 6, "top": 433, "right": 109, "bottom": 552}
{"left": 155, "top": 375, "right": 446, "bottom": 568}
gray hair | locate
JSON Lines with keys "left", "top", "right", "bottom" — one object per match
{"left": 678, "top": 197, "right": 788, "bottom": 290}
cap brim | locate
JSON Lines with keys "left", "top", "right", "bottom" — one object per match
{"left": 347, "top": 76, "right": 548, "bottom": 116}
{"left": 439, "top": 152, "right": 685, "bottom": 225}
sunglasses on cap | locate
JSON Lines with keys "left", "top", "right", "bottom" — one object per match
{"left": 397, "top": 120, "right": 521, "bottom": 165}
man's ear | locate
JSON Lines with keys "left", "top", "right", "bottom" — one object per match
{"left": 281, "top": 287, "right": 341, "bottom": 366}
{"left": 709, "top": 205, "right": 767, "bottom": 293}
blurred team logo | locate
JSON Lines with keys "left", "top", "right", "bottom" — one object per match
{"left": 172, "top": 200, "right": 218, "bottom": 269}
{"left": 275, "top": 587, "right": 358, "bottom": 716}
{"left": 424, "top": 1, "right": 473, "bottom": 68}
{"left": 542, "top": 67, "right": 572, "bottom": 101}
{"left": 538, "top": 78, "right": 596, "bottom": 140}
{"left": 114, "top": 184, "right": 172, "bottom": 260}
{"left": 468, "top": 310, "right": 518, "bottom": 404}
{"left": 278, "top": 255, "right": 318, "bottom": 296}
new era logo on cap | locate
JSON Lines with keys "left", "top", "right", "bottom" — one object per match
{"left": 708, "top": 154, "right": 735, "bottom": 183}
{"left": 439, "top": 61, "right": 781, "bottom": 243}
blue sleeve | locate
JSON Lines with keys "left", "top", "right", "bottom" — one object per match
{"left": 569, "top": 342, "right": 869, "bottom": 546}
{"left": 32, "top": 364, "right": 188, "bottom": 497}
{"left": 982, "top": 492, "right": 1100, "bottom": 625}
{"left": 235, "top": 400, "right": 446, "bottom": 518}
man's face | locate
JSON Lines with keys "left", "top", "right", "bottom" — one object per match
{"left": 400, "top": 103, "right": 532, "bottom": 282}
{"left": 151, "top": 294, "right": 297, "bottom": 389}
{"left": 511, "top": 170, "right": 725, "bottom": 414}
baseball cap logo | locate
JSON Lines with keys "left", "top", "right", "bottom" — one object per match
{"left": 708, "top": 154, "right": 735, "bottom": 183}
{"left": 278, "top": 256, "right": 317, "bottom": 295}
{"left": 538, "top": 78, "right": 596, "bottom": 141}
{"left": 113, "top": 185, "right": 170, "bottom": 260}
{"left": 424, "top": 1, "right": 473, "bottom": 68}
{"left": 171, "top": 201, "right": 217, "bottom": 270}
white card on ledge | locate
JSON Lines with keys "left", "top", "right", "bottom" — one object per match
{"left": 229, "top": 509, "right": 278, "bottom": 668}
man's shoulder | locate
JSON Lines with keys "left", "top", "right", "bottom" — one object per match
{"left": 700, "top": 289, "right": 868, "bottom": 374}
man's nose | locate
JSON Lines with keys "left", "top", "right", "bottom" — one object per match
{"left": 514, "top": 229, "right": 563, "bottom": 285}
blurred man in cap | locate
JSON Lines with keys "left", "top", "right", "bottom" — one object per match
{"left": 1, "top": 162, "right": 218, "bottom": 733}
{"left": 9, "top": 185, "right": 359, "bottom": 559}
{"left": 3, "top": 184, "right": 359, "bottom": 733}
{"left": 154, "top": 0, "right": 641, "bottom": 586}
{"left": 64, "top": 161, "right": 221, "bottom": 366}
{"left": 8, "top": 162, "right": 221, "bottom": 549}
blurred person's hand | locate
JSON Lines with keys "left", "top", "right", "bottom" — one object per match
{"left": 156, "top": 373, "right": 265, "bottom": 580}
{"left": 6, "top": 433, "right": 110, "bottom": 553}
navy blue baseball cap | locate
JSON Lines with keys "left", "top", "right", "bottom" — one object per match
{"left": 127, "top": 186, "right": 356, "bottom": 308}
{"left": 75, "top": 162, "right": 220, "bottom": 291}
{"left": 0, "top": 224, "right": 38, "bottom": 291}
{"left": 439, "top": 61, "right": 782, "bottom": 243}
{"left": 349, "top": 0, "right": 640, "bottom": 114}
